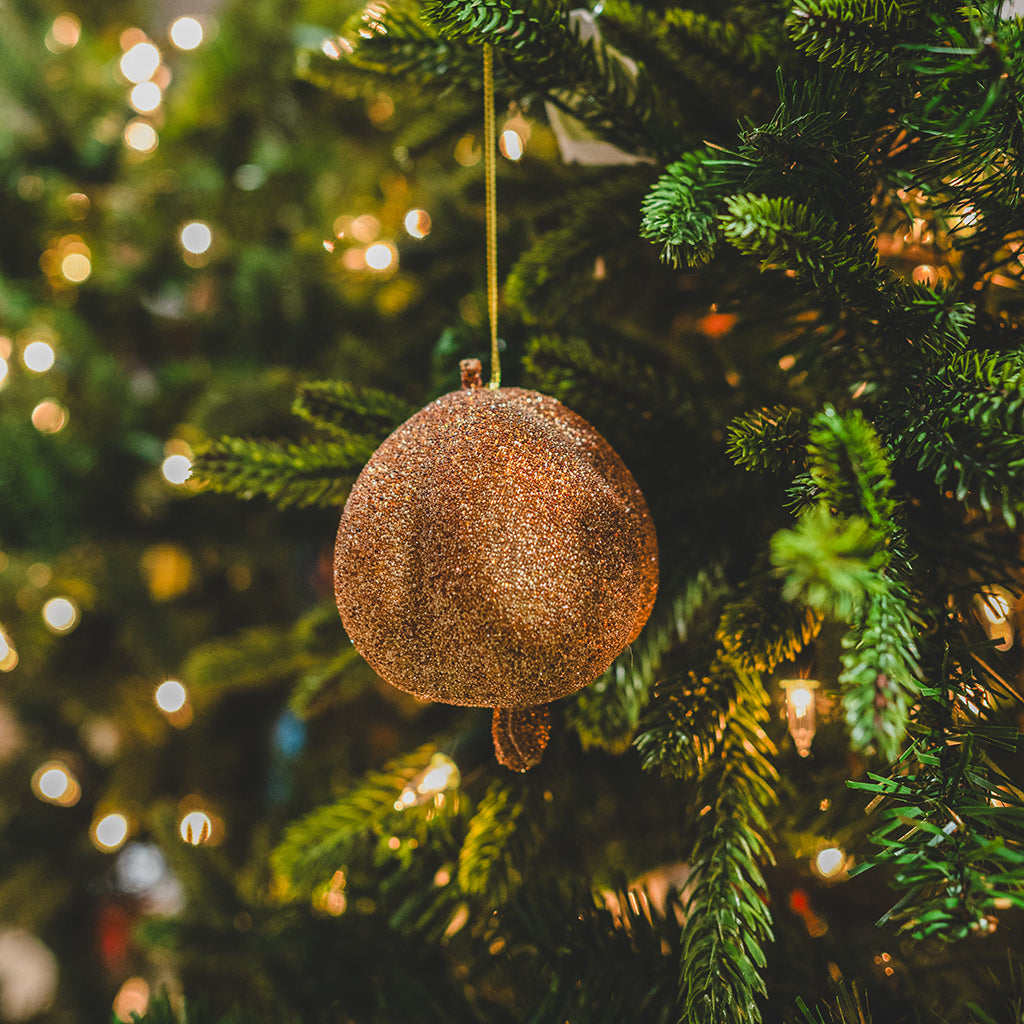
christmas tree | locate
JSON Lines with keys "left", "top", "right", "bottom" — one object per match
{"left": 2, "top": 1, "right": 1024, "bottom": 1022}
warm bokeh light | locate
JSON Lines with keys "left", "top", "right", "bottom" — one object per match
{"left": 982, "top": 591, "right": 1011, "bottom": 623}
{"left": 161, "top": 454, "right": 192, "bottom": 485}
{"left": 180, "top": 810, "right": 212, "bottom": 845}
{"left": 781, "top": 679, "right": 818, "bottom": 758}
{"left": 395, "top": 753, "right": 460, "bottom": 809}
{"left": 124, "top": 119, "right": 158, "bottom": 153}
{"left": 404, "top": 209, "right": 431, "bottom": 239}
{"left": 43, "top": 596, "right": 79, "bottom": 633}
{"left": 31, "top": 400, "right": 68, "bottom": 435}
{"left": 365, "top": 242, "right": 396, "bottom": 271}
{"left": 120, "top": 42, "right": 161, "bottom": 84}
{"left": 48, "top": 13, "right": 81, "bottom": 50}
{"left": 23, "top": 341, "right": 55, "bottom": 373}
{"left": 112, "top": 977, "right": 150, "bottom": 1022}
{"left": 32, "top": 761, "right": 81, "bottom": 806}
{"left": 350, "top": 214, "right": 380, "bottom": 243}
{"left": 815, "top": 846, "right": 846, "bottom": 879}
{"left": 169, "top": 16, "right": 204, "bottom": 50}
{"left": 180, "top": 221, "right": 212, "bottom": 255}
{"left": 155, "top": 679, "right": 187, "bottom": 713}
{"left": 454, "top": 133, "right": 481, "bottom": 167}
{"left": 130, "top": 81, "right": 162, "bottom": 113}
{"left": 93, "top": 812, "right": 130, "bottom": 851}
{"left": 60, "top": 251, "right": 91, "bottom": 283}
{"left": 499, "top": 128, "right": 525, "bottom": 160}
{"left": 0, "top": 357, "right": 8, "bottom": 389}
{"left": 0, "top": 628, "right": 17, "bottom": 672}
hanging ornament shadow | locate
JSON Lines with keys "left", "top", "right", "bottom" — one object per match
{"left": 334, "top": 358, "right": 658, "bottom": 771}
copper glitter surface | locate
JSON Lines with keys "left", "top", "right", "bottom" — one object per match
{"left": 492, "top": 706, "right": 551, "bottom": 773}
{"left": 334, "top": 360, "right": 658, "bottom": 710}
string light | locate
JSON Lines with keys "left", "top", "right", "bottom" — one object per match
{"left": 403, "top": 209, "right": 431, "bottom": 239}
{"left": 499, "top": 128, "right": 525, "bottom": 161}
{"left": 0, "top": 627, "right": 17, "bottom": 671}
{"left": 394, "top": 753, "right": 460, "bottom": 810}
{"left": 124, "top": 119, "right": 158, "bottom": 154}
{"left": 169, "top": 17, "right": 204, "bottom": 50}
{"left": 161, "top": 451, "right": 192, "bottom": 485}
{"left": 154, "top": 680, "right": 187, "bottom": 713}
{"left": 120, "top": 42, "right": 161, "bottom": 84}
{"left": 974, "top": 586, "right": 1015, "bottom": 649}
{"left": 112, "top": 978, "right": 150, "bottom": 1022}
{"left": 814, "top": 846, "right": 847, "bottom": 880}
{"left": 130, "top": 81, "right": 162, "bottom": 114}
{"left": 31, "top": 761, "right": 81, "bottom": 806}
{"left": 47, "top": 13, "right": 81, "bottom": 51}
{"left": 365, "top": 242, "right": 396, "bottom": 272}
{"left": 23, "top": 341, "right": 55, "bottom": 373}
{"left": 42, "top": 597, "right": 79, "bottom": 634}
{"left": 31, "top": 400, "right": 68, "bottom": 434}
{"left": 179, "top": 810, "right": 212, "bottom": 845}
{"left": 781, "top": 679, "right": 819, "bottom": 757}
{"left": 179, "top": 221, "right": 212, "bottom": 255}
{"left": 93, "top": 812, "right": 130, "bottom": 851}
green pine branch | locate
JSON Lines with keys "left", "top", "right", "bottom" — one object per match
{"left": 881, "top": 348, "right": 1024, "bottom": 527}
{"left": 568, "top": 568, "right": 727, "bottom": 753}
{"left": 726, "top": 405, "right": 808, "bottom": 476}
{"left": 717, "top": 560, "right": 824, "bottom": 674}
{"left": 640, "top": 150, "right": 724, "bottom": 267}
{"left": 677, "top": 668, "right": 777, "bottom": 1024}
{"left": 192, "top": 435, "right": 371, "bottom": 510}
{"left": 506, "top": 176, "right": 653, "bottom": 322}
{"left": 770, "top": 409, "right": 921, "bottom": 760}
{"left": 786, "top": 0, "right": 926, "bottom": 73}
{"left": 272, "top": 744, "right": 461, "bottom": 896}
{"left": 292, "top": 380, "right": 414, "bottom": 443}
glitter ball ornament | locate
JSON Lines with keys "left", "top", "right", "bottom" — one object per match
{"left": 334, "top": 359, "right": 658, "bottom": 770}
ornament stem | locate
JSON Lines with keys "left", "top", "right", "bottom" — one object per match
{"left": 483, "top": 43, "right": 500, "bottom": 389}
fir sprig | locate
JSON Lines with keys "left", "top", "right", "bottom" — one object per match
{"left": 271, "top": 744, "right": 462, "bottom": 896}
{"left": 191, "top": 436, "right": 371, "bottom": 510}
{"left": 568, "top": 568, "right": 727, "bottom": 753}
{"left": 771, "top": 408, "right": 921, "bottom": 760}
{"left": 677, "top": 668, "right": 777, "bottom": 1024}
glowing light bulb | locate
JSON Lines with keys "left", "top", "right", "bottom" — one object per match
{"left": 169, "top": 17, "right": 204, "bottom": 50}
{"left": 0, "top": 628, "right": 17, "bottom": 672}
{"left": 120, "top": 42, "right": 161, "bottom": 84}
{"left": 365, "top": 242, "right": 396, "bottom": 271}
{"left": 499, "top": 128, "right": 525, "bottom": 160}
{"left": 781, "top": 679, "right": 818, "bottom": 757}
{"left": 180, "top": 810, "right": 212, "bottom": 845}
{"left": 155, "top": 679, "right": 187, "bottom": 714}
{"left": 130, "top": 81, "right": 162, "bottom": 113}
{"left": 395, "top": 753, "right": 460, "bottom": 809}
{"left": 179, "top": 221, "right": 212, "bottom": 255}
{"left": 43, "top": 597, "right": 79, "bottom": 634}
{"left": 815, "top": 846, "right": 846, "bottom": 879}
{"left": 124, "top": 119, "right": 158, "bottom": 153}
{"left": 60, "top": 251, "right": 91, "bottom": 283}
{"left": 49, "top": 13, "right": 81, "bottom": 49}
{"left": 31, "top": 400, "right": 68, "bottom": 434}
{"left": 0, "top": 357, "right": 8, "bottom": 389}
{"left": 23, "top": 341, "right": 55, "bottom": 372}
{"left": 403, "top": 209, "right": 431, "bottom": 239}
{"left": 975, "top": 587, "right": 1015, "bottom": 649}
{"left": 113, "top": 977, "right": 150, "bottom": 1022}
{"left": 32, "top": 761, "right": 81, "bottom": 806}
{"left": 93, "top": 812, "right": 129, "bottom": 851}
{"left": 161, "top": 454, "right": 192, "bottom": 485}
